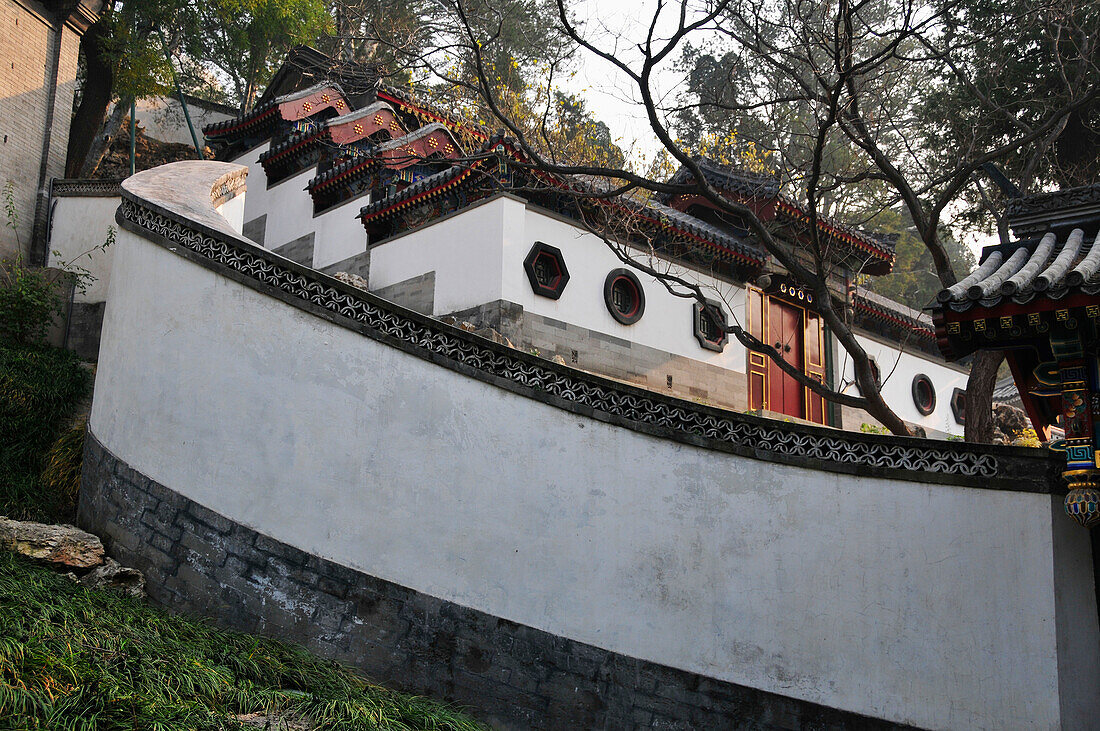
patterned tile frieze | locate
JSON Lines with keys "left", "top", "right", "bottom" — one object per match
{"left": 118, "top": 195, "right": 1019, "bottom": 483}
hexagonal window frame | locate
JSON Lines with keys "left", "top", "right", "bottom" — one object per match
{"left": 604, "top": 268, "right": 645, "bottom": 325}
{"left": 950, "top": 387, "right": 966, "bottom": 424}
{"left": 911, "top": 373, "right": 936, "bottom": 416}
{"left": 523, "top": 242, "right": 570, "bottom": 300}
{"left": 693, "top": 299, "right": 728, "bottom": 352}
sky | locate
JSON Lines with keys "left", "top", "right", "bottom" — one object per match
{"left": 547, "top": 0, "right": 996, "bottom": 259}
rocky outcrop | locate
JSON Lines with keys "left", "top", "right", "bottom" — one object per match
{"left": 0, "top": 517, "right": 104, "bottom": 569}
{"left": 1, "top": 516, "right": 146, "bottom": 598}
{"left": 991, "top": 403, "right": 1035, "bottom": 445}
{"left": 333, "top": 271, "right": 368, "bottom": 290}
{"left": 78, "top": 557, "right": 146, "bottom": 598}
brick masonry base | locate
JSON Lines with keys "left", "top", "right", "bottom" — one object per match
{"left": 78, "top": 431, "right": 915, "bottom": 730}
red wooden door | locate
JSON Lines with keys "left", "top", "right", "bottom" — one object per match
{"left": 766, "top": 298, "right": 804, "bottom": 419}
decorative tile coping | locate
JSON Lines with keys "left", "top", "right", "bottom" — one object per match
{"left": 52, "top": 178, "right": 124, "bottom": 197}
{"left": 115, "top": 161, "right": 1061, "bottom": 492}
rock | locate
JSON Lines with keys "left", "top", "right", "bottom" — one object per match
{"left": 473, "top": 327, "right": 515, "bottom": 349}
{"left": 333, "top": 271, "right": 369, "bottom": 290}
{"left": 0, "top": 517, "right": 104, "bottom": 569}
{"left": 79, "top": 557, "right": 146, "bottom": 598}
{"left": 233, "top": 708, "right": 312, "bottom": 730}
{"left": 992, "top": 403, "right": 1031, "bottom": 444}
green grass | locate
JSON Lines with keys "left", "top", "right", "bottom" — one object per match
{"left": 0, "top": 345, "right": 92, "bottom": 523}
{"left": 0, "top": 551, "right": 487, "bottom": 730}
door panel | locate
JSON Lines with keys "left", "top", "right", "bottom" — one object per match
{"left": 766, "top": 298, "right": 804, "bottom": 419}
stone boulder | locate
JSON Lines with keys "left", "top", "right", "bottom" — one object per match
{"left": 79, "top": 557, "right": 146, "bottom": 599}
{"left": 333, "top": 271, "right": 368, "bottom": 291}
{"left": 0, "top": 517, "right": 104, "bottom": 569}
{"left": 992, "top": 403, "right": 1032, "bottom": 445}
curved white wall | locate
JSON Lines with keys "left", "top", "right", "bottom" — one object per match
{"left": 92, "top": 217, "right": 1099, "bottom": 730}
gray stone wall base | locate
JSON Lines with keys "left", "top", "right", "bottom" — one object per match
{"left": 444, "top": 300, "right": 750, "bottom": 412}
{"left": 78, "top": 431, "right": 916, "bottom": 731}
{"left": 64, "top": 301, "right": 106, "bottom": 361}
{"left": 372, "top": 271, "right": 435, "bottom": 315}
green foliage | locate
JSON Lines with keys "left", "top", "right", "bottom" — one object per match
{"left": 919, "top": 0, "right": 1100, "bottom": 198}
{"left": 195, "top": 0, "right": 333, "bottom": 108}
{"left": 553, "top": 93, "right": 626, "bottom": 169}
{"left": 1, "top": 181, "right": 66, "bottom": 349}
{"left": 860, "top": 422, "right": 889, "bottom": 435}
{"left": 0, "top": 346, "right": 92, "bottom": 523}
{"left": 0, "top": 551, "right": 486, "bottom": 730}
{"left": 0, "top": 259, "right": 65, "bottom": 349}
{"left": 861, "top": 208, "right": 977, "bottom": 310}
{"left": 39, "top": 417, "right": 88, "bottom": 519}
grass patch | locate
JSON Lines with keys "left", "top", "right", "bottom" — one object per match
{"left": 0, "top": 551, "right": 487, "bottom": 730}
{"left": 0, "top": 345, "right": 92, "bottom": 523}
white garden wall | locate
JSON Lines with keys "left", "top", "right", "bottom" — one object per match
{"left": 92, "top": 166, "right": 1100, "bottom": 728}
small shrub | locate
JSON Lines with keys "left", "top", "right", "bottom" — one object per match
{"left": 40, "top": 416, "right": 88, "bottom": 515}
{"left": 1012, "top": 427, "right": 1042, "bottom": 448}
{"left": 0, "top": 345, "right": 92, "bottom": 521}
{"left": 0, "top": 255, "right": 66, "bottom": 348}
{"left": 860, "top": 422, "right": 889, "bottom": 435}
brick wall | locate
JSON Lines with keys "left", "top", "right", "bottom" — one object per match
{"left": 0, "top": 0, "right": 81, "bottom": 262}
{"left": 79, "top": 431, "right": 915, "bottom": 731}
{"left": 446, "top": 299, "right": 750, "bottom": 412}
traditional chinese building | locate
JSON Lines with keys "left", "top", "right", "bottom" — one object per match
{"left": 933, "top": 183, "right": 1100, "bottom": 524}
{"left": 195, "top": 52, "right": 973, "bottom": 436}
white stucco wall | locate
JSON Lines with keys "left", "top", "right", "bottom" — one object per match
{"left": 235, "top": 143, "right": 270, "bottom": 235}
{"left": 369, "top": 195, "right": 750, "bottom": 372}
{"left": 368, "top": 196, "right": 508, "bottom": 312}
{"left": 126, "top": 96, "right": 235, "bottom": 148}
{"left": 840, "top": 333, "right": 970, "bottom": 436}
{"left": 46, "top": 194, "right": 119, "bottom": 303}
{"left": 214, "top": 190, "right": 245, "bottom": 235}
{"left": 228, "top": 145, "right": 366, "bottom": 267}
{"left": 92, "top": 220, "right": 1100, "bottom": 730}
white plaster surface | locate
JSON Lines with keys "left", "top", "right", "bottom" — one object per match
{"left": 311, "top": 204, "right": 368, "bottom": 269}
{"left": 228, "top": 147, "right": 366, "bottom": 267}
{"left": 123, "top": 96, "right": 235, "bottom": 148}
{"left": 215, "top": 191, "right": 245, "bottom": 235}
{"left": 371, "top": 196, "right": 968, "bottom": 434}
{"left": 236, "top": 143, "right": 270, "bottom": 235}
{"left": 369, "top": 196, "right": 749, "bottom": 370}
{"left": 46, "top": 195, "right": 119, "bottom": 303}
{"left": 257, "top": 167, "right": 317, "bottom": 254}
{"left": 368, "top": 196, "right": 507, "bottom": 312}
{"left": 92, "top": 223, "right": 1100, "bottom": 730}
{"left": 840, "top": 333, "right": 969, "bottom": 436}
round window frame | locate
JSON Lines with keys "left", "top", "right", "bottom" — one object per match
{"left": 911, "top": 373, "right": 936, "bottom": 416}
{"left": 604, "top": 269, "right": 645, "bottom": 325}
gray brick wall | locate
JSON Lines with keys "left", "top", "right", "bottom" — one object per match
{"left": 373, "top": 271, "right": 435, "bottom": 315}
{"left": 446, "top": 300, "right": 749, "bottom": 412}
{"left": 79, "top": 431, "right": 916, "bottom": 731}
{"left": 0, "top": 1, "right": 81, "bottom": 261}
{"left": 272, "top": 232, "right": 315, "bottom": 268}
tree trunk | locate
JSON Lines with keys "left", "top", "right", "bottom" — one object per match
{"left": 964, "top": 349, "right": 1004, "bottom": 443}
{"left": 65, "top": 17, "right": 115, "bottom": 178}
{"left": 79, "top": 99, "right": 130, "bottom": 178}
